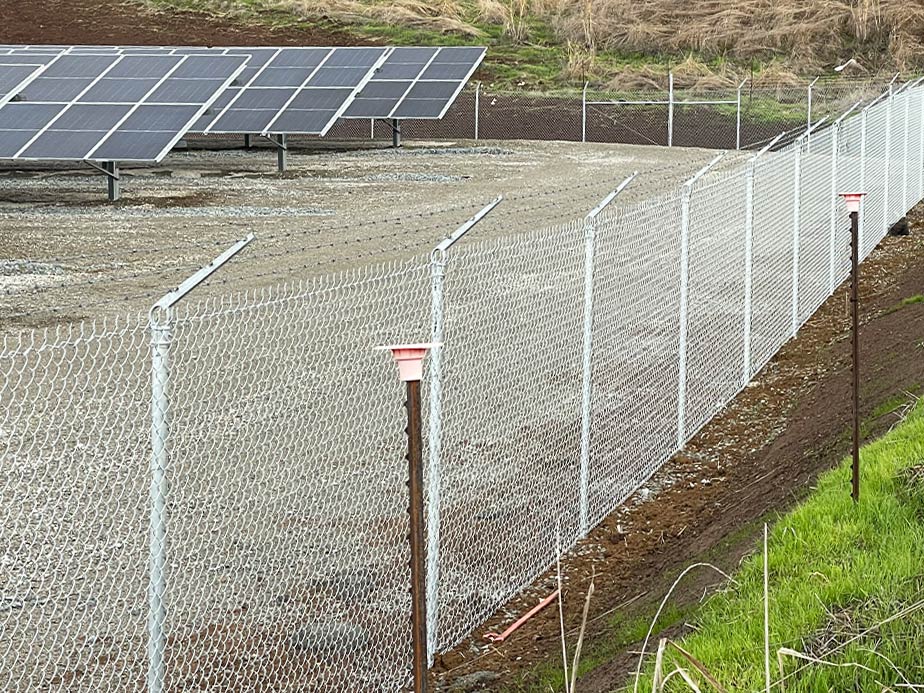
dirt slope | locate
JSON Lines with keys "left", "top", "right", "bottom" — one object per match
{"left": 0, "top": 0, "right": 361, "bottom": 46}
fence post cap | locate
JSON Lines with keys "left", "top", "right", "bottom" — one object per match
{"left": 838, "top": 192, "right": 867, "bottom": 212}
{"left": 376, "top": 343, "right": 441, "bottom": 382}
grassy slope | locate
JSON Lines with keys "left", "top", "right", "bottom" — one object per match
{"left": 136, "top": 0, "right": 902, "bottom": 90}
{"left": 624, "top": 399, "right": 924, "bottom": 691}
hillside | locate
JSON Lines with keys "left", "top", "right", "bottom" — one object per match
{"left": 135, "top": 0, "right": 924, "bottom": 88}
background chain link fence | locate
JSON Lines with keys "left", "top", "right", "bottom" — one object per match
{"left": 325, "top": 75, "right": 905, "bottom": 151}
{"left": 0, "top": 79, "right": 922, "bottom": 692}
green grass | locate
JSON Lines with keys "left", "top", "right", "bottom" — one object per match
{"left": 630, "top": 398, "right": 924, "bottom": 692}
{"left": 884, "top": 294, "right": 924, "bottom": 316}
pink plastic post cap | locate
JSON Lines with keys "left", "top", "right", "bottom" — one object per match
{"left": 839, "top": 192, "right": 867, "bottom": 213}
{"left": 376, "top": 343, "right": 441, "bottom": 382}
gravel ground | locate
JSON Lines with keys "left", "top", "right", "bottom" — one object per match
{"left": 0, "top": 138, "right": 728, "bottom": 331}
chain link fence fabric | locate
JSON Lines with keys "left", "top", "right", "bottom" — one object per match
{"left": 1, "top": 80, "right": 923, "bottom": 692}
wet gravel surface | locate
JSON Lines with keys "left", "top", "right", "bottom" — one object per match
{"left": 0, "top": 138, "right": 726, "bottom": 332}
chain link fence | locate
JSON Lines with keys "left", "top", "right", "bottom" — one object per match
{"left": 325, "top": 75, "right": 905, "bottom": 151}
{"left": 1, "top": 79, "right": 922, "bottom": 691}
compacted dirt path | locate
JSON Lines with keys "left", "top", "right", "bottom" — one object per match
{"left": 433, "top": 212, "right": 924, "bottom": 692}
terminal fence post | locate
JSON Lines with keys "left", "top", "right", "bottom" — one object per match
{"left": 426, "top": 198, "right": 501, "bottom": 660}
{"left": 581, "top": 82, "right": 588, "bottom": 143}
{"left": 668, "top": 73, "right": 674, "bottom": 147}
{"left": 145, "top": 234, "right": 254, "bottom": 693}
{"left": 676, "top": 153, "right": 724, "bottom": 450}
{"left": 578, "top": 173, "right": 636, "bottom": 536}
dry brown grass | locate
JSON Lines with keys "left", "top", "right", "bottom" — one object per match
{"left": 543, "top": 0, "right": 924, "bottom": 72}
{"left": 282, "top": 0, "right": 482, "bottom": 35}
{"left": 279, "top": 0, "right": 924, "bottom": 80}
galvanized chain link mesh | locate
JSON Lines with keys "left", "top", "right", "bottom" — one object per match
{"left": 0, "top": 317, "right": 150, "bottom": 690}
{"left": 1, "top": 81, "right": 922, "bottom": 692}
{"left": 322, "top": 77, "right": 903, "bottom": 152}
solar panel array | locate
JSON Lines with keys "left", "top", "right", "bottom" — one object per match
{"left": 200, "top": 47, "right": 389, "bottom": 135}
{"left": 343, "top": 46, "right": 486, "bottom": 119}
{"left": 0, "top": 44, "right": 486, "bottom": 163}
{"left": 0, "top": 53, "right": 247, "bottom": 161}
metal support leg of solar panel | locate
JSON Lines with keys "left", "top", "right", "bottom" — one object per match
{"left": 263, "top": 134, "right": 288, "bottom": 172}
{"left": 84, "top": 160, "right": 121, "bottom": 202}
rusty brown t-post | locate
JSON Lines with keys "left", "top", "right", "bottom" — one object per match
{"left": 840, "top": 192, "right": 866, "bottom": 503}
{"left": 377, "top": 343, "right": 438, "bottom": 693}
{"left": 405, "top": 376, "right": 428, "bottom": 692}
{"left": 849, "top": 207, "right": 860, "bottom": 503}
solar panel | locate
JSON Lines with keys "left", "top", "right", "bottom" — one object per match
{"left": 199, "top": 46, "right": 389, "bottom": 135}
{"left": 0, "top": 52, "right": 248, "bottom": 162}
{"left": 0, "top": 63, "right": 47, "bottom": 105}
{"left": 342, "top": 46, "right": 485, "bottom": 120}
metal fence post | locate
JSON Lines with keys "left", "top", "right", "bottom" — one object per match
{"left": 426, "top": 198, "right": 500, "bottom": 661}
{"left": 807, "top": 77, "right": 818, "bottom": 134}
{"left": 736, "top": 79, "right": 747, "bottom": 150}
{"left": 676, "top": 153, "right": 724, "bottom": 449}
{"left": 828, "top": 103, "right": 861, "bottom": 293}
{"left": 581, "top": 82, "right": 588, "bottom": 143}
{"left": 474, "top": 82, "right": 480, "bottom": 140}
{"left": 426, "top": 255, "right": 446, "bottom": 664}
{"left": 828, "top": 122, "right": 840, "bottom": 294}
{"left": 903, "top": 89, "right": 911, "bottom": 213}
{"left": 791, "top": 137, "right": 803, "bottom": 336}
{"left": 668, "top": 73, "right": 674, "bottom": 147}
{"left": 578, "top": 173, "right": 636, "bottom": 535}
{"left": 741, "top": 132, "right": 784, "bottom": 384}
{"left": 145, "top": 234, "right": 253, "bottom": 693}
{"left": 147, "top": 314, "right": 170, "bottom": 693}
{"left": 883, "top": 90, "right": 892, "bottom": 236}
{"left": 742, "top": 158, "right": 754, "bottom": 383}
{"left": 919, "top": 87, "right": 924, "bottom": 202}
{"left": 859, "top": 107, "right": 868, "bottom": 257}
